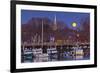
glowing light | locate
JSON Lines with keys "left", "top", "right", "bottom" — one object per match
{"left": 72, "top": 22, "right": 77, "bottom": 27}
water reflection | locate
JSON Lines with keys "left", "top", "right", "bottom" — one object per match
{"left": 21, "top": 45, "right": 90, "bottom": 63}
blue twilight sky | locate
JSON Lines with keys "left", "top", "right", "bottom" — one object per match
{"left": 21, "top": 10, "right": 90, "bottom": 30}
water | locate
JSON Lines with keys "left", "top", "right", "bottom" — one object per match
{"left": 21, "top": 46, "right": 90, "bottom": 63}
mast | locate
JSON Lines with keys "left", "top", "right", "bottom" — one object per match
{"left": 42, "top": 19, "right": 43, "bottom": 48}
{"left": 54, "top": 14, "right": 57, "bottom": 26}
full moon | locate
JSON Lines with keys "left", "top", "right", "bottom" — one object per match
{"left": 72, "top": 22, "right": 77, "bottom": 27}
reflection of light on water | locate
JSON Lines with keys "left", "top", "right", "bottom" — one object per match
{"left": 22, "top": 46, "right": 90, "bottom": 63}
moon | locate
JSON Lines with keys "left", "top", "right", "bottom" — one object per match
{"left": 72, "top": 22, "right": 77, "bottom": 27}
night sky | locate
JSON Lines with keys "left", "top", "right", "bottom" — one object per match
{"left": 21, "top": 10, "right": 90, "bottom": 30}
